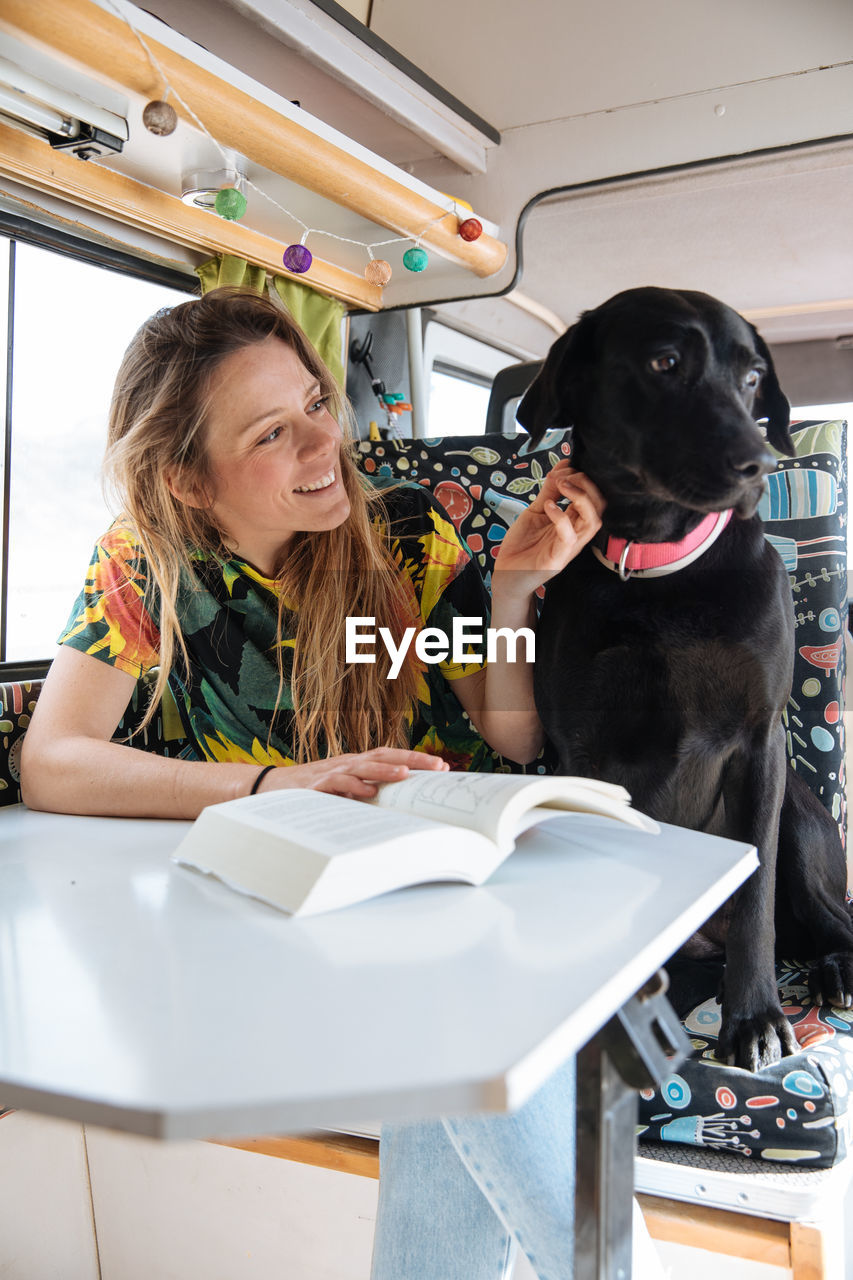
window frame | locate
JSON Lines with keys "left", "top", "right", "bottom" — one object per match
{"left": 0, "top": 216, "right": 195, "bottom": 674}
{"left": 422, "top": 317, "right": 523, "bottom": 438}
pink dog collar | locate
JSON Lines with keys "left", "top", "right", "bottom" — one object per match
{"left": 593, "top": 510, "right": 733, "bottom": 580}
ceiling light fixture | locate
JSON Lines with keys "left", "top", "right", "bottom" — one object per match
{"left": 0, "top": 39, "right": 127, "bottom": 160}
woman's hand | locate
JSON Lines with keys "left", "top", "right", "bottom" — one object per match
{"left": 491, "top": 461, "right": 605, "bottom": 603}
{"left": 260, "top": 747, "right": 449, "bottom": 800}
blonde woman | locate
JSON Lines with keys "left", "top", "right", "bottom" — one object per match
{"left": 22, "top": 287, "right": 603, "bottom": 1279}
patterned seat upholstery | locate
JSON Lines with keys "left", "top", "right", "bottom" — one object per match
{"left": 356, "top": 429, "right": 571, "bottom": 594}
{"left": 0, "top": 674, "right": 186, "bottom": 807}
{"left": 0, "top": 679, "right": 40, "bottom": 804}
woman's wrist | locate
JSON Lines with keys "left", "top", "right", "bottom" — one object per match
{"left": 250, "top": 764, "right": 277, "bottom": 795}
{"left": 490, "top": 569, "right": 539, "bottom": 623}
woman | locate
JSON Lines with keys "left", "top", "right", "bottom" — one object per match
{"left": 22, "top": 287, "right": 604, "bottom": 1279}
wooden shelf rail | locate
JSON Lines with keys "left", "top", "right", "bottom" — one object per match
{"left": 2, "top": 0, "right": 507, "bottom": 299}
{"left": 0, "top": 122, "right": 383, "bottom": 309}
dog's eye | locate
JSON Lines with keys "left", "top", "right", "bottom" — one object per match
{"left": 744, "top": 368, "right": 763, "bottom": 389}
{"left": 648, "top": 354, "right": 679, "bottom": 374}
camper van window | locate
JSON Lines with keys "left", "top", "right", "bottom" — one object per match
{"left": 427, "top": 366, "right": 492, "bottom": 437}
{"left": 423, "top": 320, "right": 519, "bottom": 437}
{"left": 0, "top": 235, "right": 189, "bottom": 665}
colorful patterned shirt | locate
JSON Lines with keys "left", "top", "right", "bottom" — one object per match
{"left": 59, "top": 483, "right": 494, "bottom": 770}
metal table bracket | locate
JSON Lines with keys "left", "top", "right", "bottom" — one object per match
{"left": 574, "top": 970, "right": 690, "bottom": 1279}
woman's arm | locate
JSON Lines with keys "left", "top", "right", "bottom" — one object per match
{"left": 452, "top": 462, "right": 605, "bottom": 763}
{"left": 21, "top": 646, "right": 447, "bottom": 819}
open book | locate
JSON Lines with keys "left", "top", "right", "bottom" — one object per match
{"left": 173, "top": 770, "right": 659, "bottom": 917}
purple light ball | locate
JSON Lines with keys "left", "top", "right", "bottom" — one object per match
{"left": 283, "top": 243, "right": 313, "bottom": 273}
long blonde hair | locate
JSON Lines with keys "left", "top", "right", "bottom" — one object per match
{"left": 104, "top": 286, "right": 421, "bottom": 760}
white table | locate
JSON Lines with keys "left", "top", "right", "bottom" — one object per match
{"left": 0, "top": 804, "right": 754, "bottom": 1134}
{"left": 0, "top": 804, "right": 757, "bottom": 1276}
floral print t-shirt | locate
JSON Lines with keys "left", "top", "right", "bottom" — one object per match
{"left": 59, "top": 483, "right": 494, "bottom": 770}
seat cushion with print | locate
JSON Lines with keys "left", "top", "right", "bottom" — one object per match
{"left": 355, "top": 422, "right": 851, "bottom": 1167}
{"left": 0, "top": 680, "right": 41, "bottom": 805}
{"left": 355, "top": 429, "right": 571, "bottom": 593}
{"left": 356, "top": 430, "right": 571, "bottom": 775}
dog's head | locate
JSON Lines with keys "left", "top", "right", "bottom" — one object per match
{"left": 516, "top": 287, "right": 793, "bottom": 522}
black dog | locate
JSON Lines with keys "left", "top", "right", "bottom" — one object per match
{"left": 516, "top": 286, "right": 853, "bottom": 1071}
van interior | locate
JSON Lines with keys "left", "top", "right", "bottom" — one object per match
{"left": 0, "top": 1, "right": 852, "bottom": 1276}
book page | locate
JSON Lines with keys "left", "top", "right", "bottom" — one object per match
{"left": 230, "top": 788, "right": 446, "bottom": 853}
{"left": 373, "top": 771, "right": 644, "bottom": 850}
{"left": 374, "top": 771, "right": 523, "bottom": 838}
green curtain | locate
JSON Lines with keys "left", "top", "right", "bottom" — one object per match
{"left": 196, "top": 253, "right": 267, "bottom": 294}
{"left": 196, "top": 254, "right": 345, "bottom": 387}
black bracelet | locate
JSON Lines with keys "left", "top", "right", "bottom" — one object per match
{"left": 250, "top": 764, "right": 277, "bottom": 796}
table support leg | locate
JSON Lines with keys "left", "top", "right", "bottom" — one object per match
{"left": 574, "top": 1037, "right": 637, "bottom": 1280}
{"left": 573, "top": 972, "right": 689, "bottom": 1279}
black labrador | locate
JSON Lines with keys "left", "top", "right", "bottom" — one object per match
{"left": 516, "top": 286, "right": 853, "bottom": 1071}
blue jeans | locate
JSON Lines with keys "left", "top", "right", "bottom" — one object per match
{"left": 370, "top": 1057, "right": 576, "bottom": 1280}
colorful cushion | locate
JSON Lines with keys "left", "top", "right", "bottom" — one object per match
{"left": 356, "top": 431, "right": 570, "bottom": 774}
{"left": 762, "top": 420, "right": 848, "bottom": 837}
{"left": 0, "top": 674, "right": 187, "bottom": 808}
{"left": 638, "top": 963, "right": 853, "bottom": 1167}
{"left": 0, "top": 681, "right": 40, "bottom": 806}
{"left": 355, "top": 430, "right": 571, "bottom": 591}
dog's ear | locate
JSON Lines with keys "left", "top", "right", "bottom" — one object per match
{"left": 750, "top": 327, "right": 794, "bottom": 456}
{"left": 516, "top": 316, "right": 594, "bottom": 446}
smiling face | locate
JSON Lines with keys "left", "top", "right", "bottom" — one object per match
{"left": 186, "top": 336, "right": 351, "bottom": 575}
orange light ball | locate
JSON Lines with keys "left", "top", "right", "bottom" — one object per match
{"left": 365, "top": 259, "right": 393, "bottom": 286}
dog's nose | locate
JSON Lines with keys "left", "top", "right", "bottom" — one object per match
{"left": 729, "top": 450, "right": 775, "bottom": 481}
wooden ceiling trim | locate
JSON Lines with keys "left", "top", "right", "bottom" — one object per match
{"left": 3, "top": 0, "right": 507, "bottom": 284}
{"left": 0, "top": 122, "right": 383, "bottom": 309}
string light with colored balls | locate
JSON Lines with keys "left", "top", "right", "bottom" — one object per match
{"left": 214, "top": 187, "right": 247, "bottom": 221}
{"left": 103, "top": 7, "right": 497, "bottom": 294}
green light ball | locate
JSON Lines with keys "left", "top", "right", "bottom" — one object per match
{"left": 403, "top": 246, "right": 429, "bottom": 273}
{"left": 214, "top": 188, "right": 247, "bottom": 221}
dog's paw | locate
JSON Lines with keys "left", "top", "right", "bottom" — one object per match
{"left": 717, "top": 1010, "right": 799, "bottom": 1072}
{"left": 808, "top": 952, "right": 853, "bottom": 1010}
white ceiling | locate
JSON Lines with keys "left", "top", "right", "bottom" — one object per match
{"left": 366, "top": 0, "right": 853, "bottom": 351}
{"left": 370, "top": 0, "right": 853, "bottom": 136}
{"left": 514, "top": 141, "right": 853, "bottom": 345}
